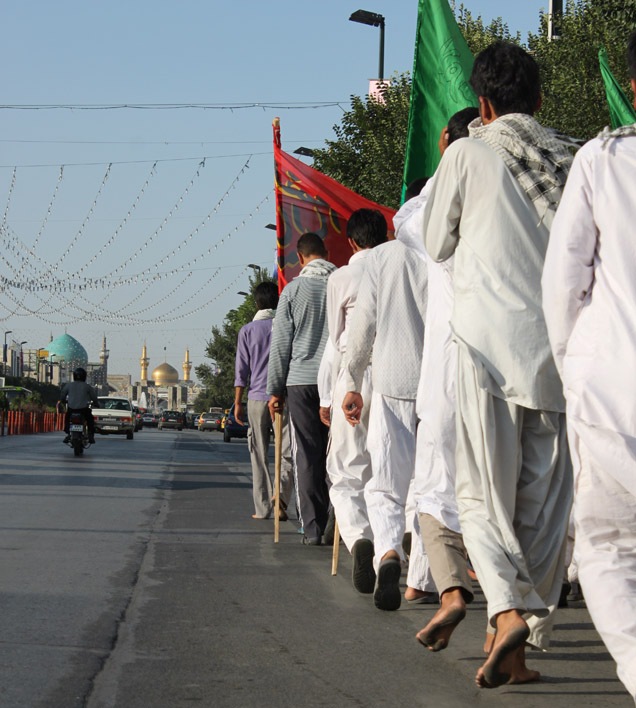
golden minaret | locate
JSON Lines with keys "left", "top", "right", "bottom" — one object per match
{"left": 182, "top": 348, "right": 192, "bottom": 382}
{"left": 140, "top": 343, "right": 149, "bottom": 381}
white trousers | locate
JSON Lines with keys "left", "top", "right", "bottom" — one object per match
{"left": 570, "top": 425, "right": 636, "bottom": 700}
{"left": 365, "top": 392, "right": 435, "bottom": 592}
{"left": 327, "top": 367, "right": 373, "bottom": 552}
{"left": 455, "top": 349, "right": 572, "bottom": 649}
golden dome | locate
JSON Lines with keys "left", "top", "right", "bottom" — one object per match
{"left": 151, "top": 362, "right": 180, "bottom": 385}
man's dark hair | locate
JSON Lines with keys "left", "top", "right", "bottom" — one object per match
{"left": 405, "top": 178, "right": 429, "bottom": 202}
{"left": 470, "top": 41, "right": 541, "bottom": 116}
{"left": 628, "top": 30, "right": 636, "bottom": 79}
{"left": 253, "top": 281, "right": 279, "bottom": 310}
{"left": 447, "top": 107, "right": 480, "bottom": 144}
{"left": 297, "top": 232, "right": 327, "bottom": 258}
{"left": 346, "top": 209, "right": 388, "bottom": 249}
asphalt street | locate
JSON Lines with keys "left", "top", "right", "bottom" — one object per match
{"left": 0, "top": 427, "right": 632, "bottom": 708}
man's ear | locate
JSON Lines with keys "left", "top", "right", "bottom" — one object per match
{"left": 297, "top": 253, "right": 306, "bottom": 268}
{"left": 535, "top": 94, "right": 543, "bottom": 113}
{"left": 478, "top": 96, "right": 496, "bottom": 125}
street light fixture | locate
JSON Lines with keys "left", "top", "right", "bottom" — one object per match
{"left": 293, "top": 147, "right": 315, "bottom": 157}
{"left": 237, "top": 291, "right": 250, "bottom": 297}
{"left": 265, "top": 224, "right": 276, "bottom": 231}
{"left": 349, "top": 9, "right": 386, "bottom": 80}
{"left": 247, "top": 263, "right": 261, "bottom": 272}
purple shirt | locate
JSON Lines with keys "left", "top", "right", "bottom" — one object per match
{"left": 234, "top": 318, "right": 273, "bottom": 401}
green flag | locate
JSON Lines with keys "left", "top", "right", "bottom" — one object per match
{"left": 599, "top": 46, "right": 636, "bottom": 129}
{"left": 402, "top": 0, "right": 477, "bottom": 201}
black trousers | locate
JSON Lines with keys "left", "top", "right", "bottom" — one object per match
{"left": 286, "top": 385, "right": 330, "bottom": 541}
{"left": 64, "top": 408, "right": 95, "bottom": 436}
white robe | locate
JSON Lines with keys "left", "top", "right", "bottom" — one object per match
{"left": 543, "top": 129, "right": 636, "bottom": 698}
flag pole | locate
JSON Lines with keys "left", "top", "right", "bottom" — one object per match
{"left": 274, "top": 410, "right": 283, "bottom": 543}
{"left": 331, "top": 519, "right": 341, "bottom": 575}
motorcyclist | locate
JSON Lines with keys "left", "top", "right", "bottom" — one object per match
{"left": 59, "top": 367, "right": 100, "bottom": 444}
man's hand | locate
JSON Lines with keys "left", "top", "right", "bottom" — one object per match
{"left": 319, "top": 406, "right": 331, "bottom": 427}
{"left": 268, "top": 394, "right": 285, "bottom": 422}
{"left": 342, "top": 392, "right": 363, "bottom": 427}
{"left": 234, "top": 400, "right": 245, "bottom": 426}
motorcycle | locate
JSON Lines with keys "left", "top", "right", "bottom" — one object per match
{"left": 66, "top": 410, "right": 91, "bottom": 456}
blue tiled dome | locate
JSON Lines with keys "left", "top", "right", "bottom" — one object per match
{"left": 46, "top": 333, "right": 89, "bottom": 367}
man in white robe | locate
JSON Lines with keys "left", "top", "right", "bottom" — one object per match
{"left": 542, "top": 32, "right": 636, "bottom": 701}
{"left": 422, "top": 42, "right": 574, "bottom": 687}
{"left": 341, "top": 231, "right": 435, "bottom": 611}
{"left": 394, "top": 108, "right": 479, "bottom": 653}
{"left": 318, "top": 208, "right": 387, "bottom": 593}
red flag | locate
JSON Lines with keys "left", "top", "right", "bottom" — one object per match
{"left": 273, "top": 118, "right": 396, "bottom": 292}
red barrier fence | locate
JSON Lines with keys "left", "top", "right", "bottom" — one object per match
{"left": 0, "top": 411, "right": 65, "bottom": 436}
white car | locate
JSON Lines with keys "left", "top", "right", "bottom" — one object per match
{"left": 94, "top": 397, "right": 135, "bottom": 439}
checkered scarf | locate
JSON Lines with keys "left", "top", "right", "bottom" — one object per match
{"left": 598, "top": 122, "right": 636, "bottom": 146}
{"left": 469, "top": 113, "right": 577, "bottom": 216}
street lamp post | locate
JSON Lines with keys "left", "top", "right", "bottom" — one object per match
{"left": 19, "top": 342, "right": 27, "bottom": 378}
{"left": 349, "top": 9, "right": 386, "bottom": 81}
{"left": 3, "top": 331, "right": 13, "bottom": 373}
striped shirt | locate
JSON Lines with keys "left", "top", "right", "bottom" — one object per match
{"left": 267, "top": 258, "right": 336, "bottom": 394}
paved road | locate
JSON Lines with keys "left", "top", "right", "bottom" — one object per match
{"left": 0, "top": 428, "right": 631, "bottom": 708}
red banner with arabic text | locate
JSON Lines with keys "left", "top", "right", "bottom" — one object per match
{"left": 273, "top": 119, "right": 396, "bottom": 292}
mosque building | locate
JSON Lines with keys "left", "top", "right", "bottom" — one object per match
{"left": 16, "top": 333, "right": 200, "bottom": 410}
{"left": 21, "top": 333, "right": 109, "bottom": 395}
{"left": 132, "top": 344, "right": 200, "bottom": 411}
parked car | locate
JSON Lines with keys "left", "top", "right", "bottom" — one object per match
{"left": 142, "top": 412, "right": 158, "bottom": 427}
{"left": 223, "top": 403, "right": 249, "bottom": 442}
{"left": 198, "top": 412, "right": 221, "bottom": 431}
{"left": 186, "top": 413, "right": 199, "bottom": 429}
{"left": 132, "top": 406, "right": 144, "bottom": 432}
{"left": 158, "top": 410, "right": 186, "bottom": 431}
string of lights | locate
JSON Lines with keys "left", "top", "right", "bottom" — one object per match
{"left": 0, "top": 101, "right": 345, "bottom": 111}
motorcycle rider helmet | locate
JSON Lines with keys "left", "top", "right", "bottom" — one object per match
{"left": 73, "top": 367, "right": 87, "bottom": 382}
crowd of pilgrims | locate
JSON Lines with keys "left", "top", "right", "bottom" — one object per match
{"left": 231, "top": 38, "right": 636, "bottom": 700}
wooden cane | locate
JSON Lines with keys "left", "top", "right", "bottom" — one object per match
{"left": 331, "top": 519, "right": 340, "bottom": 575}
{"left": 274, "top": 410, "right": 283, "bottom": 543}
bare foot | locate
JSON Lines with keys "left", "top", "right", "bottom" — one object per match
{"left": 404, "top": 587, "right": 438, "bottom": 604}
{"left": 416, "top": 590, "right": 466, "bottom": 652}
{"left": 506, "top": 646, "right": 541, "bottom": 685}
{"left": 476, "top": 611, "right": 529, "bottom": 688}
{"left": 483, "top": 631, "right": 495, "bottom": 654}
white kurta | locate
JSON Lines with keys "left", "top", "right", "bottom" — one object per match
{"left": 543, "top": 130, "right": 636, "bottom": 698}
{"left": 342, "top": 239, "right": 432, "bottom": 586}
{"left": 422, "top": 132, "right": 572, "bottom": 647}
{"left": 321, "top": 250, "right": 374, "bottom": 552}
{"left": 543, "top": 131, "right": 636, "bottom": 498}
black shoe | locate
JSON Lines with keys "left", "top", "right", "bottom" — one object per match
{"left": 352, "top": 539, "right": 376, "bottom": 594}
{"left": 374, "top": 557, "right": 402, "bottom": 611}
{"left": 302, "top": 535, "right": 322, "bottom": 546}
{"left": 558, "top": 581, "right": 571, "bottom": 608}
{"left": 63, "top": 435, "right": 70, "bottom": 444}
{"left": 323, "top": 507, "right": 336, "bottom": 546}
{"left": 88, "top": 435, "right": 95, "bottom": 444}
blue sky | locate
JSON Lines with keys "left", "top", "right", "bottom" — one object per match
{"left": 0, "top": 1, "right": 547, "bottom": 381}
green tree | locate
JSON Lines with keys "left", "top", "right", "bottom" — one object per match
{"left": 530, "top": 0, "right": 636, "bottom": 139}
{"left": 194, "top": 270, "right": 275, "bottom": 411}
{"left": 453, "top": 3, "right": 520, "bottom": 55}
{"left": 312, "top": 74, "right": 412, "bottom": 209}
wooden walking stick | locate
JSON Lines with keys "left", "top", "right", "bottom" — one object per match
{"left": 274, "top": 409, "right": 283, "bottom": 543}
{"left": 331, "top": 519, "right": 340, "bottom": 575}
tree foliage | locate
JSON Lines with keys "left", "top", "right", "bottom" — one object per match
{"left": 312, "top": 74, "right": 412, "bottom": 209}
{"left": 194, "top": 270, "right": 275, "bottom": 411}
{"left": 453, "top": 3, "right": 520, "bottom": 55}
{"left": 530, "top": 0, "right": 636, "bottom": 139}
